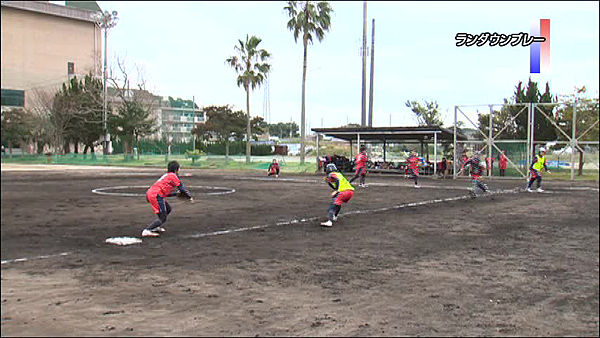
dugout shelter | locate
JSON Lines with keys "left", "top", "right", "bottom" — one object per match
{"left": 311, "top": 126, "right": 467, "bottom": 176}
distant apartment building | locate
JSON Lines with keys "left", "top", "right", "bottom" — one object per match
{"left": 1, "top": 1, "right": 102, "bottom": 110}
{"left": 157, "top": 97, "right": 205, "bottom": 143}
{"left": 106, "top": 88, "right": 205, "bottom": 144}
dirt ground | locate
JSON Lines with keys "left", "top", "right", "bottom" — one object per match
{"left": 1, "top": 166, "right": 599, "bottom": 337}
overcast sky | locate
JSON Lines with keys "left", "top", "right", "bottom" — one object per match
{"left": 85, "top": 1, "right": 598, "bottom": 129}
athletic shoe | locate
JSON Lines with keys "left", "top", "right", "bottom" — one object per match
{"left": 155, "top": 227, "right": 166, "bottom": 233}
{"left": 537, "top": 188, "right": 545, "bottom": 193}
{"left": 276, "top": 175, "right": 279, "bottom": 178}
{"left": 526, "top": 188, "right": 533, "bottom": 193}
{"left": 332, "top": 215, "right": 338, "bottom": 221}
{"left": 142, "top": 229, "right": 160, "bottom": 237}
{"left": 320, "top": 220, "right": 333, "bottom": 227}
{"left": 414, "top": 185, "right": 421, "bottom": 188}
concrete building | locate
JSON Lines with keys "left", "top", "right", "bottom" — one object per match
{"left": 157, "top": 97, "right": 205, "bottom": 143}
{"left": 1, "top": 0, "right": 102, "bottom": 110}
{"left": 106, "top": 89, "right": 205, "bottom": 144}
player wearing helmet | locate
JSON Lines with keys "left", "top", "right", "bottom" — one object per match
{"left": 457, "top": 151, "right": 489, "bottom": 198}
{"left": 527, "top": 148, "right": 551, "bottom": 192}
{"left": 321, "top": 163, "right": 355, "bottom": 227}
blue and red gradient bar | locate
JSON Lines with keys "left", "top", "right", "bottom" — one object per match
{"left": 540, "top": 19, "right": 550, "bottom": 73}
{"left": 530, "top": 19, "right": 550, "bottom": 73}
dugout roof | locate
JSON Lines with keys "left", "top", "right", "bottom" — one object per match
{"left": 311, "top": 126, "right": 466, "bottom": 144}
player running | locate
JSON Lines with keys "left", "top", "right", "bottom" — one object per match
{"left": 457, "top": 151, "right": 490, "bottom": 198}
{"left": 406, "top": 150, "right": 421, "bottom": 188}
{"left": 143, "top": 161, "right": 194, "bottom": 237}
{"left": 321, "top": 163, "right": 355, "bottom": 227}
{"left": 349, "top": 145, "right": 368, "bottom": 187}
{"left": 526, "top": 148, "right": 551, "bottom": 193}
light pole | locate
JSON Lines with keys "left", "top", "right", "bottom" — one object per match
{"left": 92, "top": 10, "right": 119, "bottom": 157}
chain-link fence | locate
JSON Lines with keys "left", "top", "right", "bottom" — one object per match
{"left": 453, "top": 101, "right": 599, "bottom": 180}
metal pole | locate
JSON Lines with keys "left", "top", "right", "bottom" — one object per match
{"left": 488, "top": 104, "right": 493, "bottom": 178}
{"left": 192, "top": 96, "right": 196, "bottom": 151}
{"left": 383, "top": 138, "right": 386, "bottom": 162}
{"left": 368, "top": 18, "right": 375, "bottom": 127}
{"left": 434, "top": 132, "right": 437, "bottom": 176}
{"left": 525, "top": 103, "right": 533, "bottom": 176}
{"left": 571, "top": 99, "right": 576, "bottom": 180}
{"left": 357, "top": 132, "right": 361, "bottom": 155}
{"left": 103, "top": 19, "right": 108, "bottom": 156}
{"left": 361, "top": 0, "right": 367, "bottom": 126}
{"left": 316, "top": 132, "right": 320, "bottom": 164}
{"left": 453, "top": 106, "right": 457, "bottom": 179}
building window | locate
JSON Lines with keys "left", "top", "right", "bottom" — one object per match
{"left": 1, "top": 89, "right": 25, "bottom": 107}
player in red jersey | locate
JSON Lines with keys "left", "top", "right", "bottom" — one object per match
{"left": 457, "top": 152, "right": 489, "bottom": 198}
{"left": 406, "top": 150, "right": 421, "bottom": 188}
{"left": 498, "top": 149, "right": 508, "bottom": 177}
{"left": 143, "top": 161, "right": 194, "bottom": 237}
{"left": 268, "top": 159, "right": 280, "bottom": 178}
{"left": 321, "top": 163, "right": 355, "bottom": 227}
{"left": 349, "top": 146, "right": 369, "bottom": 187}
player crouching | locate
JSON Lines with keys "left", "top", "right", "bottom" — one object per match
{"left": 457, "top": 152, "right": 490, "bottom": 198}
{"left": 143, "top": 161, "right": 194, "bottom": 237}
{"left": 268, "top": 159, "right": 280, "bottom": 178}
{"left": 321, "top": 163, "right": 355, "bottom": 227}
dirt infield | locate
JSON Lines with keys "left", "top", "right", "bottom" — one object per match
{"left": 1, "top": 167, "right": 599, "bottom": 336}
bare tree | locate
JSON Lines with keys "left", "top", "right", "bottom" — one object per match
{"left": 28, "top": 86, "right": 78, "bottom": 155}
{"left": 108, "top": 57, "right": 158, "bottom": 159}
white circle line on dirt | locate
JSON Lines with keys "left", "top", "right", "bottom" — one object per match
{"left": 91, "top": 185, "right": 235, "bottom": 197}
{"left": 1, "top": 252, "right": 72, "bottom": 265}
{"left": 188, "top": 189, "right": 521, "bottom": 239}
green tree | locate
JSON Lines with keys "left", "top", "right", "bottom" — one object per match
{"left": 1, "top": 108, "right": 32, "bottom": 157}
{"left": 108, "top": 100, "right": 156, "bottom": 160}
{"left": 59, "top": 73, "right": 105, "bottom": 157}
{"left": 555, "top": 89, "right": 599, "bottom": 176}
{"left": 226, "top": 35, "right": 272, "bottom": 164}
{"left": 405, "top": 99, "right": 444, "bottom": 126}
{"left": 284, "top": 0, "right": 333, "bottom": 164}
{"left": 109, "top": 58, "right": 158, "bottom": 160}
{"left": 265, "top": 122, "right": 299, "bottom": 139}
{"left": 193, "top": 105, "right": 246, "bottom": 164}
{"left": 485, "top": 78, "right": 557, "bottom": 141}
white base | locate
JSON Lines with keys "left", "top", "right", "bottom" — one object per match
{"left": 105, "top": 237, "right": 143, "bottom": 245}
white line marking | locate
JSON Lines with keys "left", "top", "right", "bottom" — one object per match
{"left": 1, "top": 252, "right": 71, "bottom": 265}
{"left": 91, "top": 185, "right": 235, "bottom": 197}
{"left": 227, "top": 176, "right": 599, "bottom": 193}
{"left": 188, "top": 189, "right": 521, "bottom": 239}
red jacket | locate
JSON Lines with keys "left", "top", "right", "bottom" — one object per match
{"left": 269, "top": 162, "right": 280, "bottom": 173}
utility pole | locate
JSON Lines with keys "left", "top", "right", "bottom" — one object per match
{"left": 192, "top": 95, "right": 196, "bottom": 151}
{"left": 361, "top": 0, "right": 367, "bottom": 127}
{"left": 368, "top": 18, "right": 375, "bottom": 127}
{"left": 92, "top": 10, "right": 118, "bottom": 157}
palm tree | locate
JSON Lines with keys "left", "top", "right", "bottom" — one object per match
{"left": 226, "top": 35, "right": 271, "bottom": 164}
{"left": 284, "top": 0, "right": 333, "bottom": 164}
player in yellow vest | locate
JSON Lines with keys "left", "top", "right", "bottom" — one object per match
{"left": 527, "top": 148, "right": 551, "bottom": 192}
{"left": 321, "top": 163, "right": 355, "bottom": 227}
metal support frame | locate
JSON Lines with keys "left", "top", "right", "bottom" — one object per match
{"left": 454, "top": 103, "right": 530, "bottom": 179}
{"left": 316, "top": 132, "right": 320, "bottom": 163}
{"left": 433, "top": 132, "right": 437, "bottom": 176}
{"left": 454, "top": 101, "right": 599, "bottom": 181}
